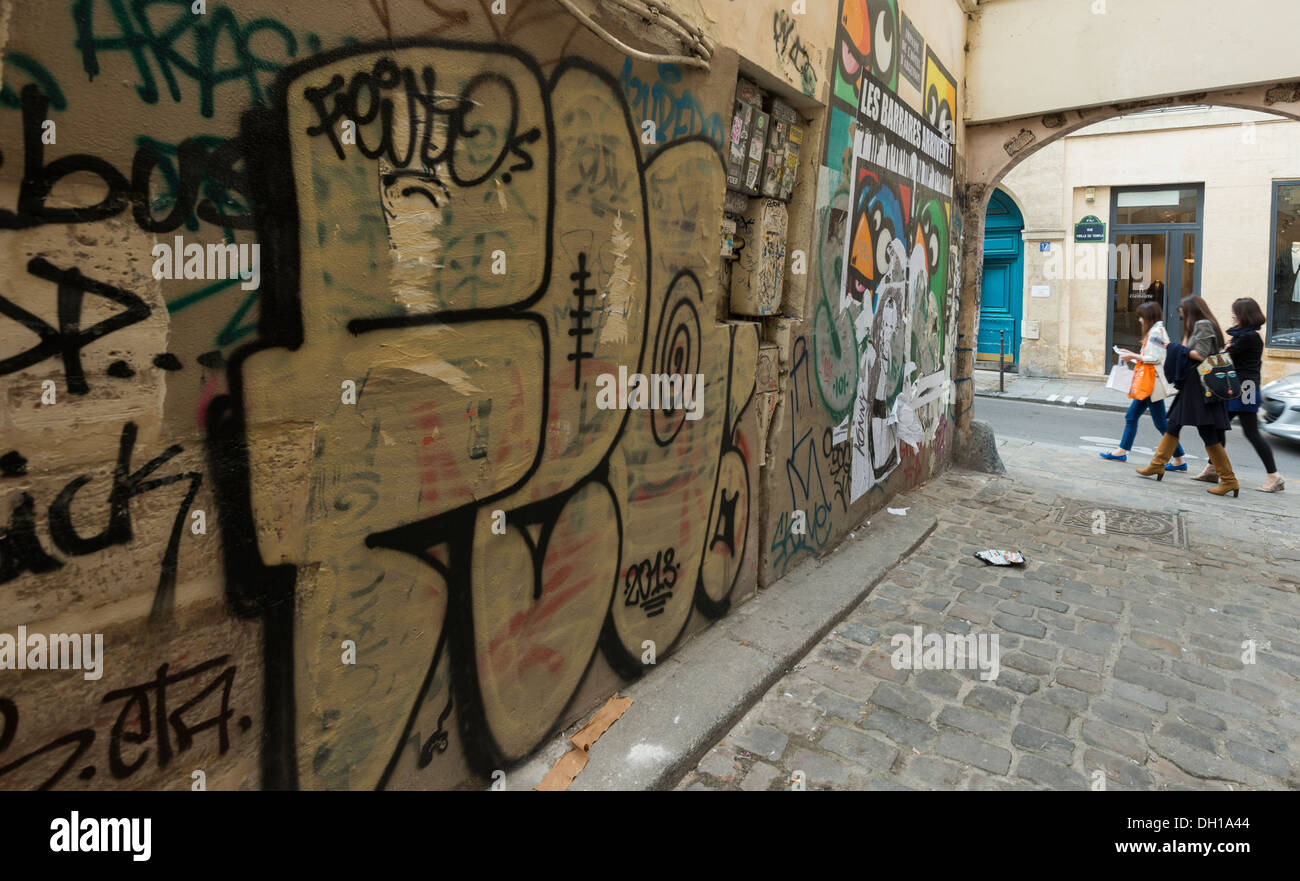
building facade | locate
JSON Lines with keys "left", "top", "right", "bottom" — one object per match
{"left": 993, "top": 106, "right": 1300, "bottom": 385}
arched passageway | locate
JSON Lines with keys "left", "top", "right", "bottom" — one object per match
{"left": 952, "top": 80, "right": 1300, "bottom": 445}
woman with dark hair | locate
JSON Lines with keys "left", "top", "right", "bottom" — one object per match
{"left": 1100, "top": 301, "right": 1186, "bottom": 469}
{"left": 1218, "top": 297, "right": 1284, "bottom": 492}
{"left": 1137, "top": 295, "right": 1239, "bottom": 496}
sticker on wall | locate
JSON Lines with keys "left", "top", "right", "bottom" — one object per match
{"left": 899, "top": 13, "right": 924, "bottom": 91}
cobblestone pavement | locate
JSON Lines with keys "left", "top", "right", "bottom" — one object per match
{"left": 676, "top": 443, "right": 1300, "bottom": 791}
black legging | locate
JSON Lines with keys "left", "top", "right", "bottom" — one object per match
{"left": 1166, "top": 422, "right": 1225, "bottom": 448}
{"left": 1229, "top": 412, "right": 1277, "bottom": 473}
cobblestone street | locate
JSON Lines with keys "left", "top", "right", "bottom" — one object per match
{"left": 677, "top": 439, "right": 1300, "bottom": 791}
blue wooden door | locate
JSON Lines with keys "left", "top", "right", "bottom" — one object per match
{"left": 978, "top": 189, "right": 1024, "bottom": 365}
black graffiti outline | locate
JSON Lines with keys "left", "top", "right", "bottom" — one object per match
{"left": 823, "top": 426, "right": 852, "bottom": 513}
{"left": 0, "top": 492, "right": 63, "bottom": 582}
{"left": 1, "top": 423, "right": 201, "bottom": 626}
{"left": 690, "top": 322, "right": 754, "bottom": 622}
{"left": 0, "top": 258, "right": 151, "bottom": 395}
{"left": 769, "top": 337, "right": 833, "bottom": 571}
{"left": 772, "top": 10, "right": 818, "bottom": 89}
{"left": 0, "top": 655, "right": 242, "bottom": 790}
{"left": 568, "top": 252, "right": 596, "bottom": 390}
{"left": 207, "top": 38, "right": 736, "bottom": 788}
{"left": 0, "top": 84, "right": 253, "bottom": 232}
{"left": 648, "top": 272, "right": 703, "bottom": 448}
{"left": 623, "top": 547, "right": 678, "bottom": 617}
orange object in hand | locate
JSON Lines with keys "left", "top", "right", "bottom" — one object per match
{"left": 1129, "top": 362, "right": 1156, "bottom": 400}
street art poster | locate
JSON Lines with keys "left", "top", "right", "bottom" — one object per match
{"left": 825, "top": 0, "right": 898, "bottom": 165}
{"left": 923, "top": 47, "right": 958, "bottom": 151}
{"left": 842, "top": 68, "right": 954, "bottom": 503}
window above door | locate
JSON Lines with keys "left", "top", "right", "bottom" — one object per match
{"left": 1115, "top": 186, "right": 1201, "bottom": 225}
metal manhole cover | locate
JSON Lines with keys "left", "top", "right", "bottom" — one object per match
{"left": 1051, "top": 499, "right": 1187, "bottom": 548}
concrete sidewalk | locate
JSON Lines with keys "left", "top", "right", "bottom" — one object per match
{"left": 975, "top": 367, "right": 1132, "bottom": 412}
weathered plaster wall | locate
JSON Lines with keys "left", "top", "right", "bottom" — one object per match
{"left": 0, "top": 0, "right": 964, "bottom": 790}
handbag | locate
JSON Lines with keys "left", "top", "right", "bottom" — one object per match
{"left": 1106, "top": 362, "right": 1135, "bottom": 393}
{"left": 1197, "top": 352, "right": 1242, "bottom": 402}
{"left": 1129, "top": 363, "right": 1156, "bottom": 400}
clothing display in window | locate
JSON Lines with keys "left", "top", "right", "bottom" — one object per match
{"left": 1274, "top": 243, "right": 1300, "bottom": 333}
{"left": 1293, "top": 243, "right": 1300, "bottom": 302}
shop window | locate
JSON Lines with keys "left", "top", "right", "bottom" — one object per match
{"left": 1267, "top": 180, "right": 1300, "bottom": 348}
{"left": 1115, "top": 187, "right": 1200, "bottom": 225}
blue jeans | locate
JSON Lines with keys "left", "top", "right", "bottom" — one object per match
{"left": 1119, "top": 397, "right": 1185, "bottom": 457}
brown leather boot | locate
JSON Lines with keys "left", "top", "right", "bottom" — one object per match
{"left": 1205, "top": 444, "right": 1240, "bottom": 497}
{"left": 1136, "top": 433, "right": 1181, "bottom": 480}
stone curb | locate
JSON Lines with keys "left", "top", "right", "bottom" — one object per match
{"left": 975, "top": 387, "right": 1130, "bottom": 413}
{"left": 507, "top": 505, "right": 939, "bottom": 791}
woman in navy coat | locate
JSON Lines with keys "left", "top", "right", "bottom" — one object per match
{"left": 1136, "top": 296, "right": 1239, "bottom": 497}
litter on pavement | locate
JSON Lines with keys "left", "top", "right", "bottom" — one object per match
{"left": 974, "top": 549, "right": 1026, "bottom": 566}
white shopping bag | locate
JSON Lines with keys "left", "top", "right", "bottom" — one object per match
{"left": 1105, "top": 362, "right": 1135, "bottom": 393}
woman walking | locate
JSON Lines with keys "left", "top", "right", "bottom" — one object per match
{"left": 1219, "top": 298, "right": 1285, "bottom": 492}
{"left": 1099, "top": 302, "right": 1187, "bottom": 470}
{"left": 1137, "top": 295, "right": 1239, "bottom": 496}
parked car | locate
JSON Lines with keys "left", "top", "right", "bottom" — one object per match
{"left": 1261, "top": 372, "right": 1300, "bottom": 442}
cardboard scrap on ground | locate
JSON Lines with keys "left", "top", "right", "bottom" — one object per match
{"left": 535, "top": 694, "right": 634, "bottom": 791}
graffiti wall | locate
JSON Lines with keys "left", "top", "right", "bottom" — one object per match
{"left": 760, "top": 0, "right": 963, "bottom": 583}
{"left": 0, "top": 0, "right": 963, "bottom": 789}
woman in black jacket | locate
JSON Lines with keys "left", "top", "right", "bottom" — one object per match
{"left": 1221, "top": 298, "right": 1284, "bottom": 492}
{"left": 1136, "top": 296, "right": 1239, "bottom": 496}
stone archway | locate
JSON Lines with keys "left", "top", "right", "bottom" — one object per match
{"left": 951, "top": 80, "right": 1300, "bottom": 445}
